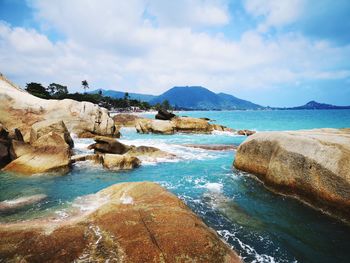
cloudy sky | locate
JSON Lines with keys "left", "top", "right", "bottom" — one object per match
{"left": 0, "top": 0, "right": 349, "bottom": 107}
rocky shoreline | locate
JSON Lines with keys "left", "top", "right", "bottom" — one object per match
{"left": 234, "top": 129, "right": 350, "bottom": 223}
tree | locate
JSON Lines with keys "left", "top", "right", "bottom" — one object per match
{"left": 98, "top": 89, "right": 103, "bottom": 96}
{"left": 82, "top": 80, "right": 89, "bottom": 93}
{"left": 161, "top": 99, "right": 171, "bottom": 110}
{"left": 25, "top": 82, "right": 50, "bottom": 99}
{"left": 124, "top": 92, "right": 130, "bottom": 107}
{"left": 48, "top": 83, "right": 68, "bottom": 97}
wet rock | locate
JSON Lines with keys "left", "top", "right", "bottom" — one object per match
{"left": 70, "top": 154, "right": 101, "bottom": 164}
{"left": 9, "top": 140, "right": 33, "bottom": 159}
{"left": 88, "top": 136, "right": 130, "bottom": 154}
{"left": 237, "top": 129, "right": 256, "bottom": 136}
{"left": 102, "top": 154, "right": 141, "bottom": 170}
{"left": 234, "top": 129, "right": 350, "bottom": 222}
{"left": 0, "top": 194, "right": 47, "bottom": 212}
{"left": 155, "top": 109, "right": 176, "bottom": 120}
{"left": 125, "top": 145, "right": 176, "bottom": 160}
{"left": 0, "top": 182, "right": 241, "bottom": 262}
{"left": 0, "top": 124, "right": 11, "bottom": 168}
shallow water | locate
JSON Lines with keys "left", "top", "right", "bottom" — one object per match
{"left": 1, "top": 110, "right": 350, "bottom": 263}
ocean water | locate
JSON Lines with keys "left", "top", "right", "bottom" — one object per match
{"left": 1, "top": 110, "right": 350, "bottom": 263}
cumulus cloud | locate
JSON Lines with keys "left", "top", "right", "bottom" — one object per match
{"left": 0, "top": 0, "right": 349, "bottom": 105}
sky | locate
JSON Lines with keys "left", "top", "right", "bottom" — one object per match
{"left": 0, "top": 0, "right": 350, "bottom": 107}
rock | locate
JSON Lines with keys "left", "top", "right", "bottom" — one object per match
{"left": 9, "top": 140, "right": 33, "bottom": 159}
{"left": 11, "top": 128, "right": 24, "bottom": 141}
{"left": 30, "top": 120, "right": 74, "bottom": 148}
{"left": 3, "top": 144, "right": 71, "bottom": 175}
{"left": 125, "top": 145, "right": 176, "bottom": 160}
{"left": 87, "top": 136, "right": 130, "bottom": 154}
{"left": 135, "top": 119, "right": 175, "bottom": 134}
{"left": 0, "top": 74, "right": 118, "bottom": 138}
{"left": 234, "top": 129, "right": 350, "bottom": 222}
{"left": 70, "top": 154, "right": 101, "bottom": 164}
{"left": 0, "top": 182, "right": 241, "bottom": 262}
{"left": 237, "top": 130, "right": 256, "bottom": 136}
{"left": 0, "top": 124, "right": 11, "bottom": 168}
{"left": 172, "top": 117, "right": 213, "bottom": 133}
{"left": 113, "top": 114, "right": 144, "bottom": 127}
{"left": 0, "top": 194, "right": 47, "bottom": 212}
{"left": 185, "top": 144, "right": 237, "bottom": 151}
{"left": 102, "top": 154, "right": 141, "bottom": 170}
{"left": 155, "top": 109, "right": 176, "bottom": 120}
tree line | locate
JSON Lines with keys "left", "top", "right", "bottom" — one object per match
{"left": 25, "top": 81, "right": 172, "bottom": 111}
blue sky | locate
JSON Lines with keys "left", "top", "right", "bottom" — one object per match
{"left": 0, "top": 0, "right": 349, "bottom": 107}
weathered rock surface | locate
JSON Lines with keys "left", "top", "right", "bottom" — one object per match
{"left": 125, "top": 145, "right": 176, "bottom": 161}
{"left": 237, "top": 129, "right": 256, "bottom": 136}
{"left": 234, "top": 129, "right": 350, "bottom": 222}
{"left": 155, "top": 109, "right": 176, "bottom": 120}
{"left": 102, "top": 154, "right": 141, "bottom": 170}
{"left": 0, "top": 182, "right": 241, "bottom": 262}
{"left": 0, "top": 194, "right": 47, "bottom": 212}
{"left": 136, "top": 117, "right": 232, "bottom": 135}
{"left": 3, "top": 121, "right": 73, "bottom": 175}
{"left": 0, "top": 124, "right": 11, "bottom": 168}
{"left": 88, "top": 136, "right": 130, "bottom": 154}
{"left": 113, "top": 113, "right": 144, "bottom": 127}
{"left": 0, "top": 74, "right": 118, "bottom": 139}
{"left": 185, "top": 144, "right": 237, "bottom": 151}
{"left": 30, "top": 120, "right": 74, "bottom": 148}
{"left": 136, "top": 118, "right": 175, "bottom": 134}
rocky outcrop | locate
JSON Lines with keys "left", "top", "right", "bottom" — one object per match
{"left": 87, "top": 136, "right": 130, "bottom": 154}
{"left": 155, "top": 109, "right": 176, "bottom": 120}
{"left": 3, "top": 120, "right": 73, "bottom": 175}
{"left": 0, "top": 74, "right": 118, "bottom": 139}
{"left": 0, "top": 182, "right": 241, "bottom": 262}
{"left": 237, "top": 129, "right": 256, "bottom": 136}
{"left": 136, "top": 117, "right": 232, "bottom": 135}
{"left": 113, "top": 113, "right": 144, "bottom": 127}
{"left": 234, "top": 129, "right": 350, "bottom": 222}
{"left": 102, "top": 154, "right": 141, "bottom": 170}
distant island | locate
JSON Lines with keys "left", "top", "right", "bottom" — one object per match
{"left": 282, "top": 100, "right": 350, "bottom": 110}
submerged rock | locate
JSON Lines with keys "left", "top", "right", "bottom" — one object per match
{"left": 184, "top": 144, "right": 237, "bottom": 151}
{"left": 0, "top": 182, "right": 241, "bottom": 262}
{"left": 0, "top": 194, "right": 47, "bottom": 212}
{"left": 0, "top": 74, "right": 118, "bottom": 139}
{"left": 234, "top": 129, "right": 350, "bottom": 222}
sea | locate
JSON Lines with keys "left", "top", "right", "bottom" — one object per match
{"left": 1, "top": 109, "right": 350, "bottom": 263}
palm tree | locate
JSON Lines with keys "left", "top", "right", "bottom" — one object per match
{"left": 82, "top": 80, "right": 89, "bottom": 93}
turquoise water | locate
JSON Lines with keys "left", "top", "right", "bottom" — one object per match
{"left": 1, "top": 110, "right": 350, "bottom": 263}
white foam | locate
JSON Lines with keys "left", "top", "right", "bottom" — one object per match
{"left": 204, "top": 182, "right": 223, "bottom": 193}
{"left": 72, "top": 194, "right": 110, "bottom": 212}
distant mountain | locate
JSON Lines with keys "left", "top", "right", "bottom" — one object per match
{"left": 150, "top": 86, "right": 263, "bottom": 110}
{"left": 89, "top": 89, "right": 156, "bottom": 102}
{"left": 287, "top": 101, "right": 350, "bottom": 110}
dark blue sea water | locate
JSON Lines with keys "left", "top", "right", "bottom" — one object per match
{"left": 1, "top": 110, "right": 350, "bottom": 263}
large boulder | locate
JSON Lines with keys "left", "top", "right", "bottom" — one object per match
{"left": 172, "top": 117, "right": 213, "bottom": 133}
{"left": 136, "top": 119, "right": 175, "bottom": 134}
{"left": 30, "top": 120, "right": 74, "bottom": 148}
{"left": 87, "top": 136, "right": 130, "bottom": 154}
{"left": 234, "top": 129, "right": 350, "bottom": 222}
{"left": 0, "top": 74, "right": 118, "bottom": 139}
{"left": 102, "top": 154, "right": 141, "bottom": 170}
{"left": 0, "top": 182, "right": 241, "bottom": 262}
{"left": 113, "top": 113, "right": 144, "bottom": 127}
{"left": 155, "top": 109, "right": 176, "bottom": 120}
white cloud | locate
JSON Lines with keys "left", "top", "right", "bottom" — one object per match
{"left": 0, "top": 0, "right": 349, "bottom": 99}
{"left": 244, "top": 0, "right": 305, "bottom": 32}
